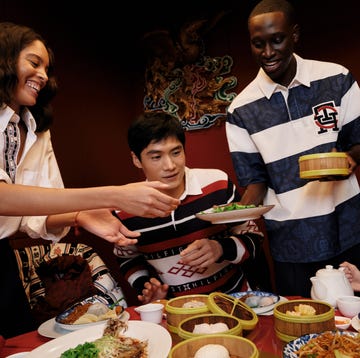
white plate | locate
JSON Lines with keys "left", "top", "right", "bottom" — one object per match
{"left": 351, "top": 314, "right": 360, "bottom": 332}
{"left": 283, "top": 331, "right": 358, "bottom": 358}
{"left": 260, "top": 296, "right": 288, "bottom": 316}
{"left": 27, "top": 320, "right": 171, "bottom": 358}
{"left": 38, "top": 311, "right": 130, "bottom": 338}
{"left": 229, "top": 290, "right": 281, "bottom": 315}
{"left": 195, "top": 205, "right": 275, "bottom": 224}
{"left": 5, "top": 353, "right": 29, "bottom": 358}
{"left": 38, "top": 317, "right": 71, "bottom": 338}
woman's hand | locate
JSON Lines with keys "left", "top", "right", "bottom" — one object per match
{"left": 76, "top": 209, "right": 140, "bottom": 245}
{"left": 340, "top": 261, "right": 360, "bottom": 292}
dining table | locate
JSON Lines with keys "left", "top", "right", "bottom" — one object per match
{"left": 0, "top": 296, "right": 349, "bottom": 358}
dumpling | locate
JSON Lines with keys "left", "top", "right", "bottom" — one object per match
{"left": 208, "top": 322, "right": 229, "bottom": 333}
{"left": 194, "top": 344, "right": 230, "bottom": 358}
{"left": 182, "top": 300, "right": 206, "bottom": 308}
{"left": 86, "top": 302, "right": 109, "bottom": 316}
{"left": 192, "top": 323, "right": 229, "bottom": 334}
{"left": 193, "top": 323, "right": 212, "bottom": 334}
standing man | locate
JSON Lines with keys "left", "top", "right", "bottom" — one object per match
{"left": 226, "top": 0, "right": 360, "bottom": 297}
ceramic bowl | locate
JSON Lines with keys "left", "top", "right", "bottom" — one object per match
{"left": 135, "top": 303, "right": 164, "bottom": 324}
{"left": 336, "top": 296, "right": 360, "bottom": 318}
{"left": 334, "top": 315, "right": 351, "bottom": 330}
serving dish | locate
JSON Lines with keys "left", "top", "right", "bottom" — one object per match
{"left": 283, "top": 331, "right": 359, "bottom": 358}
{"left": 351, "top": 314, "right": 360, "bottom": 332}
{"left": 229, "top": 290, "right": 280, "bottom": 315}
{"left": 273, "top": 299, "right": 335, "bottom": 342}
{"left": 27, "top": 320, "right": 172, "bottom": 358}
{"left": 55, "top": 296, "right": 126, "bottom": 331}
{"left": 38, "top": 311, "right": 130, "bottom": 338}
{"left": 195, "top": 205, "right": 275, "bottom": 224}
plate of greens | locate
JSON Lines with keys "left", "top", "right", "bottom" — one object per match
{"left": 27, "top": 320, "right": 172, "bottom": 358}
{"left": 195, "top": 204, "right": 275, "bottom": 224}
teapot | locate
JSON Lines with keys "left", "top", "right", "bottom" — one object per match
{"left": 310, "top": 265, "right": 354, "bottom": 307}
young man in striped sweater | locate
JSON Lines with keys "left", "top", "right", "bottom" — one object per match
{"left": 114, "top": 111, "right": 266, "bottom": 304}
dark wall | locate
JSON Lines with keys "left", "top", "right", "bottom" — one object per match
{"left": 1, "top": 0, "right": 359, "bottom": 189}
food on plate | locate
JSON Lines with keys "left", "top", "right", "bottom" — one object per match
{"left": 192, "top": 322, "right": 229, "bottom": 334}
{"left": 182, "top": 300, "right": 207, "bottom": 309}
{"left": 194, "top": 343, "right": 230, "bottom": 358}
{"left": 294, "top": 331, "right": 360, "bottom": 357}
{"left": 60, "top": 318, "right": 148, "bottom": 358}
{"left": 240, "top": 294, "right": 277, "bottom": 308}
{"left": 206, "top": 203, "right": 256, "bottom": 213}
{"left": 286, "top": 304, "right": 316, "bottom": 317}
{"left": 58, "top": 302, "right": 123, "bottom": 325}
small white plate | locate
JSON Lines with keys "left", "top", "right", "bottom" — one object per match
{"left": 229, "top": 290, "right": 281, "bottom": 315}
{"left": 351, "top": 314, "right": 360, "bottom": 332}
{"left": 335, "top": 315, "right": 351, "bottom": 330}
{"left": 195, "top": 205, "right": 275, "bottom": 224}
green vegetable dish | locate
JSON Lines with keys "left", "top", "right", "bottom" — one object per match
{"left": 210, "top": 203, "right": 256, "bottom": 213}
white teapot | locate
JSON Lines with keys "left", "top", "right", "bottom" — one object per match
{"left": 310, "top": 265, "right": 354, "bottom": 307}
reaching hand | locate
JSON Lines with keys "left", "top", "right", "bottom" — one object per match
{"left": 76, "top": 209, "right": 140, "bottom": 245}
{"left": 137, "top": 277, "right": 169, "bottom": 304}
{"left": 116, "top": 181, "right": 180, "bottom": 218}
{"left": 340, "top": 261, "right": 360, "bottom": 292}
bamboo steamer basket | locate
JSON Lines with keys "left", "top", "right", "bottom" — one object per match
{"left": 298, "top": 152, "right": 349, "bottom": 179}
{"left": 169, "top": 333, "right": 259, "bottom": 358}
{"left": 273, "top": 299, "right": 335, "bottom": 342}
{"left": 178, "top": 313, "right": 243, "bottom": 340}
{"left": 207, "top": 292, "right": 258, "bottom": 332}
{"left": 166, "top": 295, "right": 210, "bottom": 344}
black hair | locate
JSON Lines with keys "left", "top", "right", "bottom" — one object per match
{"left": 128, "top": 111, "right": 185, "bottom": 160}
{"left": 248, "top": 0, "right": 297, "bottom": 26}
{"left": 0, "top": 22, "right": 57, "bottom": 132}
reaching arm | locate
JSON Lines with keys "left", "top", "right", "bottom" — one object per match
{"left": 46, "top": 209, "right": 140, "bottom": 245}
{"left": 0, "top": 181, "right": 179, "bottom": 217}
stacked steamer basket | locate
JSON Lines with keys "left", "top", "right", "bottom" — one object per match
{"left": 177, "top": 313, "right": 243, "bottom": 340}
{"left": 169, "top": 333, "right": 259, "bottom": 358}
{"left": 298, "top": 152, "right": 349, "bottom": 179}
{"left": 273, "top": 299, "right": 335, "bottom": 342}
{"left": 207, "top": 292, "right": 258, "bottom": 334}
{"left": 165, "top": 294, "right": 210, "bottom": 344}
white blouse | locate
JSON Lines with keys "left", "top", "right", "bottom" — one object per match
{"left": 0, "top": 106, "right": 69, "bottom": 241}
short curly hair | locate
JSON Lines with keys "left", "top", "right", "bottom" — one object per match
{"left": 248, "top": 0, "right": 297, "bottom": 26}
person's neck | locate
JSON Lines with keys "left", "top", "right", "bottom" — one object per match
{"left": 278, "top": 55, "right": 297, "bottom": 88}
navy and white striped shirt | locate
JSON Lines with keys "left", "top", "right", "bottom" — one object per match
{"left": 226, "top": 54, "right": 360, "bottom": 263}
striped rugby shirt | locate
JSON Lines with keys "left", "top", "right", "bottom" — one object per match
{"left": 226, "top": 54, "right": 360, "bottom": 263}
{"left": 114, "top": 167, "right": 264, "bottom": 297}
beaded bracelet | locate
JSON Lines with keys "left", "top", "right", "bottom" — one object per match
{"left": 74, "top": 211, "right": 82, "bottom": 236}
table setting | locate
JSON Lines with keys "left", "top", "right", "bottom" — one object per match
{"left": 1, "top": 280, "right": 360, "bottom": 358}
